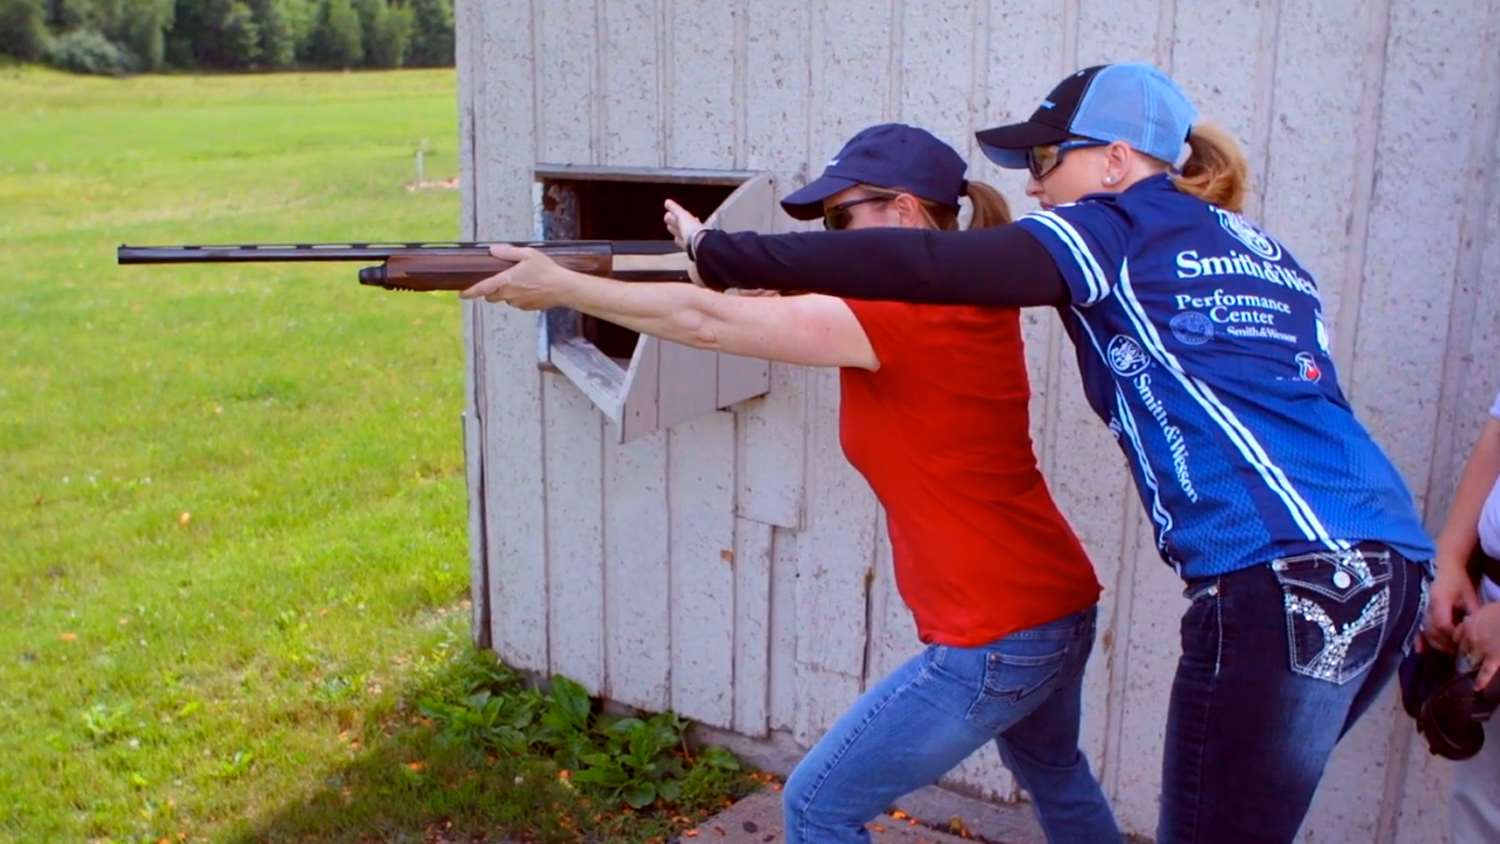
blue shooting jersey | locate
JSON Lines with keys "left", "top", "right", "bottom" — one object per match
{"left": 1016, "top": 174, "right": 1434, "bottom": 577}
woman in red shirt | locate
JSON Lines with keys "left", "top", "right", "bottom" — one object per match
{"left": 462, "top": 124, "right": 1118, "bottom": 844}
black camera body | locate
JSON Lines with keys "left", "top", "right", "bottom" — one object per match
{"left": 1401, "top": 646, "right": 1500, "bottom": 760}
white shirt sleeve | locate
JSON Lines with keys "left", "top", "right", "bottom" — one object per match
{"left": 1480, "top": 390, "right": 1500, "bottom": 564}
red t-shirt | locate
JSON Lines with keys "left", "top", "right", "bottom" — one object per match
{"left": 839, "top": 299, "right": 1102, "bottom": 646}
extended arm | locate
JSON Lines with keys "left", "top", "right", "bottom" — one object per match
{"left": 460, "top": 245, "right": 878, "bottom": 370}
{"left": 690, "top": 223, "right": 1069, "bottom": 306}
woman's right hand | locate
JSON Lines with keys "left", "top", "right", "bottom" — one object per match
{"left": 1425, "top": 556, "right": 1481, "bottom": 652}
{"left": 663, "top": 199, "right": 704, "bottom": 249}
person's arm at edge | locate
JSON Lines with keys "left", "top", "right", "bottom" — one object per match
{"left": 1427, "top": 417, "right": 1500, "bottom": 650}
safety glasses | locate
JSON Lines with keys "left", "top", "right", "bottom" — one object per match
{"left": 1027, "top": 138, "right": 1107, "bottom": 181}
{"left": 822, "top": 195, "right": 895, "bottom": 231}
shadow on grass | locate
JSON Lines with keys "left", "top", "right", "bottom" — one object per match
{"left": 229, "top": 646, "right": 751, "bottom": 844}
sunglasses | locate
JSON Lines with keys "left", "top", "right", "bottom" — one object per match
{"left": 1027, "top": 138, "right": 1107, "bottom": 181}
{"left": 822, "top": 195, "right": 895, "bottom": 230}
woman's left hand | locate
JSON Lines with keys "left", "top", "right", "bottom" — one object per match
{"left": 460, "top": 244, "right": 572, "bottom": 310}
{"left": 1457, "top": 603, "right": 1500, "bottom": 690}
{"left": 663, "top": 199, "right": 704, "bottom": 249}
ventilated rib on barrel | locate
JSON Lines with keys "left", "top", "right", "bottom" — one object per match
{"left": 116, "top": 241, "right": 688, "bottom": 291}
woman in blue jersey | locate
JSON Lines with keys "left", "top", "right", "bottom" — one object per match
{"left": 666, "top": 64, "right": 1434, "bottom": 844}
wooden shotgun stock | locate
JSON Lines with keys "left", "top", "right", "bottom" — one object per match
{"left": 115, "top": 241, "right": 690, "bottom": 291}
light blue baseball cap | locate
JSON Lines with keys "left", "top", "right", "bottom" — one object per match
{"left": 976, "top": 63, "right": 1198, "bottom": 169}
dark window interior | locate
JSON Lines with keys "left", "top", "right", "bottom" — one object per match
{"left": 539, "top": 178, "right": 738, "bottom": 360}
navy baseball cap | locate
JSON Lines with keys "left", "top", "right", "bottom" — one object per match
{"left": 976, "top": 63, "right": 1198, "bottom": 170}
{"left": 780, "top": 123, "right": 967, "bottom": 220}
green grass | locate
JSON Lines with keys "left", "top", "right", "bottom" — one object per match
{"left": 0, "top": 66, "right": 751, "bottom": 843}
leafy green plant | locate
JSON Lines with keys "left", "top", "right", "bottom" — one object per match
{"left": 80, "top": 701, "right": 131, "bottom": 745}
{"left": 421, "top": 669, "right": 741, "bottom": 810}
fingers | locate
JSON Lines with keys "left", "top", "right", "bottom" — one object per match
{"left": 1427, "top": 618, "right": 1459, "bottom": 652}
{"left": 1461, "top": 583, "right": 1483, "bottom": 616}
{"left": 460, "top": 262, "right": 522, "bottom": 301}
{"left": 464, "top": 245, "right": 545, "bottom": 300}
{"left": 1426, "top": 595, "right": 1459, "bottom": 651}
{"left": 662, "top": 199, "right": 705, "bottom": 248}
{"left": 667, "top": 200, "right": 704, "bottom": 227}
{"left": 459, "top": 269, "right": 508, "bottom": 300}
{"left": 1479, "top": 658, "right": 1500, "bottom": 692}
{"left": 1427, "top": 574, "right": 1483, "bottom": 652}
{"left": 1456, "top": 617, "right": 1492, "bottom": 670}
{"left": 488, "top": 243, "right": 533, "bottom": 261}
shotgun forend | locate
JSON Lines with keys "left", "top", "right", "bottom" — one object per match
{"left": 115, "top": 241, "right": 690, "bottom": 291}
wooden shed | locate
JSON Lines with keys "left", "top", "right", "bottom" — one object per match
{"left": 453, "top": 1, "right": 1500, "bottom": 840}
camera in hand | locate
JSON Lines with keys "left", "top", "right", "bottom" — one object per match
{"left": 1402, "top": 645, "right": 1500, "bottom": 760}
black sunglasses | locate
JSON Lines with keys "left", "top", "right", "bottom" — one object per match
{"left": 822, "top": 195, "right": 895, "bottom": 231}
{"left": 1027, "top": 138, "right": 1108, "bottom": 181}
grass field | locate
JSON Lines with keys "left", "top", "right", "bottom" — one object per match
{"left": 0, "top": 66, "right": 748, "bottom": 843}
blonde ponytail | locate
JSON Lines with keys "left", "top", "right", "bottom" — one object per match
{"left": 1170, "top": 121, "right": 1250, "bottom": 212}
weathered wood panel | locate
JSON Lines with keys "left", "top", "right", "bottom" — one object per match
{"left": 732, "top": 518, "right": 774, "bottom": 736}
{"left": 1258, "top": 0, "right": 1381, "bottom": 360}
{"left": 542, "top": 377, "right": 606, "bottom": 693}
{"left": 603, "top": 430, "right": 671, "bottom": 711}
{"left": 534, "top": 0, "right": 608, "bottom": 692}
{"left": 668, "top": 412, "right": 738, "bottom": 728}
{"left": 660, "top": 0, "right": 743, "bottom": 733}
{"left": 793, "top": 364, "right": 877, "bottom": 744}
{"left": 736, "top": 0, "right": 813, "bottom": 530}
{"left": 768, "top": 526, "right": 801, "bottom": 732}
{"left": 475, "top": 0, "right": 548, "bottom": 672}
{"left": 457, "top": 0, "right": 488, "bottom": 647}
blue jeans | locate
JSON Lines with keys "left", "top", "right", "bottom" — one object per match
{"left": 1159, "top": 544, "right": 1430, "bottom": 843}
{"left": 783, "top": 607, "right": 1119, "bottom": 843}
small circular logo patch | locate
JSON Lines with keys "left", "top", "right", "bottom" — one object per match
{"left": 1295, "top": 351, "right": 1322, "bottom": 383}
{"left": 1169, "top": 312, "right": 1215, "bottom": 346}
{"left": 1213, "top": 207, "right": 1282, "bottom": 261}
{"left": 1107, "top": 335, "right": 1152, "bottom": 377}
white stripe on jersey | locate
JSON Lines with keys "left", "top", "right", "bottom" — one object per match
{"left": 1112, "top": 258, "right": 1342, "bottom": 551}
{"left": 1024, "top": 211, "right": 1108, "bottom": 304}
{"left": 1116, "top": 392, "right": 1176, "bottom": 558}
{"left": 1069, "top": 307, "right": 1175, "bottom": 549}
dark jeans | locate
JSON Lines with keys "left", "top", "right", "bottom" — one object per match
{"left": 1158, "top": 544, "right": 1429, "bottom": 844}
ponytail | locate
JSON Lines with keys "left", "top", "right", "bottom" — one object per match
{"left": 873, "top": 179, "right": 1014, "bottom": 231}
{"left": 908, "top": 179, "right": 1013, "bottom": 231}
{"left": 961, "top": 179, "right": 1012, "bottom": 229}
{"left": 1171, "top": 121, "right": 1249, "bottom": 212}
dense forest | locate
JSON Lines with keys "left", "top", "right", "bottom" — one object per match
{"left": 0, "top": 0, "right": 454, "bottom": 75}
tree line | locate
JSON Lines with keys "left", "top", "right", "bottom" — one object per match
{"left": 0, "top": 0, "right": 454, "bottom": 75}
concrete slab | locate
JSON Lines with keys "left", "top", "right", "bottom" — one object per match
{"left": 683, "top": 787, "right": 1019, "bottom": 844}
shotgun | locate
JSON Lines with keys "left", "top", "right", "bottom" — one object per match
{"left": 115, "top": 241, "right": 689, "bottom": 291}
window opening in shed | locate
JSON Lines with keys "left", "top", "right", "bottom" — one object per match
{"left": 535, "top": 171, "right": 739, "bottom": 359}
{"left": 530, "top": 165, "right": 773, "bottom": 443}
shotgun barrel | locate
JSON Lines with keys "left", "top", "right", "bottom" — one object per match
{"left": 115, "top": 241, "right": 690, "bottom": 291}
